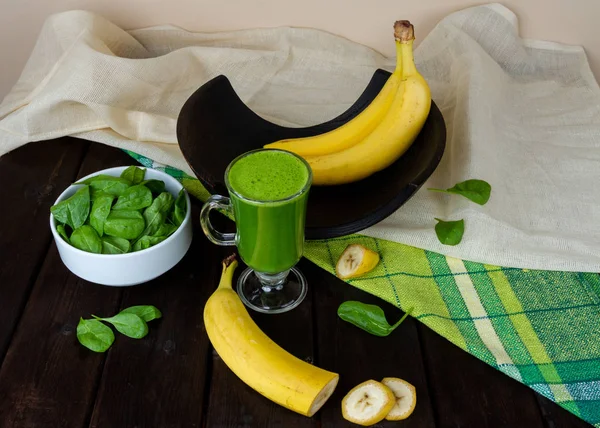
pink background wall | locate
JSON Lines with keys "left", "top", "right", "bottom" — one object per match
{"left": 1, "top": 0, "right": 598, "bottom": 98}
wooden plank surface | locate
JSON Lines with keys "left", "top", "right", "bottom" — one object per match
{"left": 0, "top": 138, "right": 88, "bottom": 362}
{"left": 0, "top": 142, "right": 125, "bottom": 428}
{"left": 536, "top": 394, "right": 595, "bottom": 428}
{"left": 0, "top": 248, "right": 122, "bottom": 428}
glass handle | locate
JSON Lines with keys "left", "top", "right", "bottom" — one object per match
{"left": 200, "top": 194, "right": 236, "bottom": 246}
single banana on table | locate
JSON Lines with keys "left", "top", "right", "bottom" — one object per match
{"left": 203, "top": 255, "right": 339, "bottom": 417}
{"left": 265, "top": 20, "right": 431, "bottom": 186}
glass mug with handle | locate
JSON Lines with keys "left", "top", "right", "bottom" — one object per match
{"left": 200, "top": 148, "right": 312, "bottom": 314}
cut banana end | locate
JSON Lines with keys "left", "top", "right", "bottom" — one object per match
{"left": 341, "top": 380, "right": 395, "bottom": 426}
{"left": 381, "top": 377, "right": 417, "bottom": 421}
{"left": 336, "top": 244, "right": 380, "bottom": 280}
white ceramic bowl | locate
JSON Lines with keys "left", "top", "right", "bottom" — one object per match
{"left": 49, "top": 166, "right": 193, "bottom": 286}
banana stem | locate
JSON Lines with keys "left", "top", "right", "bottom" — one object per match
{"left": 394, "top": 40, "right": 403, "bottom": 73}
{"left": 218, "top": 254, "right": 239, "bottom": 290}
{"left": 400, "top": 39, "right": 417, "bottom": 77}
{"left": 394, "top": 20, "right": 414, "bottom": 43}
{"left": 394, "top": 20, "right": 417, "bottom": 77}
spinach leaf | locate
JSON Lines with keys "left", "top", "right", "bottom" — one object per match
{"left": 138, "top": 192, "right": 174, "bottom": 238}
{"left": 89, "top": 193, "right": 114, "bottom": 236}
{"left": 133, "top": 236, "right": 166, "bottom": 252}
{"left": 170, "top": 189, "right": 187, "bottom": 227}
{"left": 152, "top": 192, "right": 175, "bottom": 214}
{"left": 101, "top": 236, "right": 131, "bottom": 254}
{"left": 56, "top": 224, "right": 70, "bottom": 244}
{"left": 337, "top": 301, "right": 413, "bottom": 337}
{"left": 119, "top": 305, "right": 162, "bottom": 322}
{"left": 77, "top": 318, "right": 115, "bottom": 352}
{"left": 120, "top": 166, "right": 145, "bottom": 184}
{"left": 77, "top": 175, "right": 131, "bottom": 196}
{"left": 50, "top": 185, "right": 90, "bottom": 230}
{"left": 103, "top": 210, "right": 145, "bottom": 240}
{"left": 140, "top": 179, "right": 166, "bottom": 195}
{"left": 91, "top": 190, "right": 111, "bottom": 202}
{"left": 428, "top": 179, "right": 491, "bottom": 205}
{"left": 112, "top": 184, "right": 153, "bottom": 211}
{"left": 434, "top": 218, "right": 464, "bottom": 245}
{"left": 93, "top": 313, "right": 148, "bottom": 339}
{"left": 153, "top": 223, "right": 178, "bottom": 238}
{"left": 70, "top": 225, "right": 102, "bottom": 253}
{"left": 140, "top": 211, "right": 166, "bottom": 239}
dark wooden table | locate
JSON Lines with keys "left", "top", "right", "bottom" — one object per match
{"left": 0, "top": 138, "right": 592, "bottom": 428}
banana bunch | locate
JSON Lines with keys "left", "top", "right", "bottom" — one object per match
{"left": 265, "top": 20, "right": 431, "bottom": 186}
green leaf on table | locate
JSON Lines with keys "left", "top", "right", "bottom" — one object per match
{"left": 337, "top": 301, "right": 413, "bottom": 337}
{"left": 56, "top": 224, "right": 70, "bottom": 244}
{"left": 50, "top": 185, "right": 90, "bottom": 230}
{"left": 101, "top": 236, "right": 131, "bottom": 254}
{"left": 77, "top": 318, "right": 115, "bottom": 352}
{"left": 133, "top": 236, "right": 166, "bottom": 252}
{"left": 139, "top": 179, "right": 166, "bottom": 195}
{"left": 434, "top": 218, "right": 464, "bottom": 246}
{"left": 70, "top": 225, "right": 102, "bottom": 254}
{"left": 119, "top": 305, "right": 162, "bottom": 322}
{"left": 103, "top": 210, "right": 145, "bottom": 240}
{"left": 170, "top": 189, "right": 187, "bottom": 227}
{"left": 112, "top": 184, "right": 153, "bottom": 211}
{"left": 93, "top": 313, "right": 148, "bottom": 339}
{"left": 120, "top": 166, "right": 145, "bottom": 184}
{"left": 77, "top": 175, "right": 131, "bottom": 197}
{"left": 89, "top": 193, "right": 114, "bottom": 236}
{"left": 428, "top": 179, "right": 491, "bottom": 205}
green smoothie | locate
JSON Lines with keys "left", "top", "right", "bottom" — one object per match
{"left": 226, "top": 150, "right": 311, "bottom": 274}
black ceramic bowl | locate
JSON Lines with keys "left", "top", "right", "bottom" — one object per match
{"left": 176, "top": 69, "right": 446, "bottom": 240}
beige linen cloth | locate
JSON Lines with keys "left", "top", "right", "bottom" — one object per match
{"left": 1, "top": 3, "right": 599, "bottom": 272}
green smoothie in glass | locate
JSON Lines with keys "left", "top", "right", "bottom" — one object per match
{"left": 226, "top": 149, "right": 310, "bottom": 273}
{"left": 199, "top": 148, "right": 312, "bottom": 314}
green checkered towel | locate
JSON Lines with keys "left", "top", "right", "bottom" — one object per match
{"left": 127, "top": 151, "right": 600, "bottom": 428}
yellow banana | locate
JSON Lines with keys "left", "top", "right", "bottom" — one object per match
{"left": 263, "top": 45, "right": 403, "bottom": 156}
{"left": 203, "top": 255, "right": 339, "bottom": 417}
{"left": 307, "top": 21, "right": 431, "bottom": 186}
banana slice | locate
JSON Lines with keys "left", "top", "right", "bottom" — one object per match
{"left": 336, "top": 244, "right": 380, "bottom": 280}
{"left": 381, "top": 377, "right": 417, "bottom": 420}
{"left": 341, "top": 380, "right": 395, "bottom": 426}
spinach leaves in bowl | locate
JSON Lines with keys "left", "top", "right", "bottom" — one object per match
{"left": 50, "top": 166, "right": 187, "bottom": 254}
